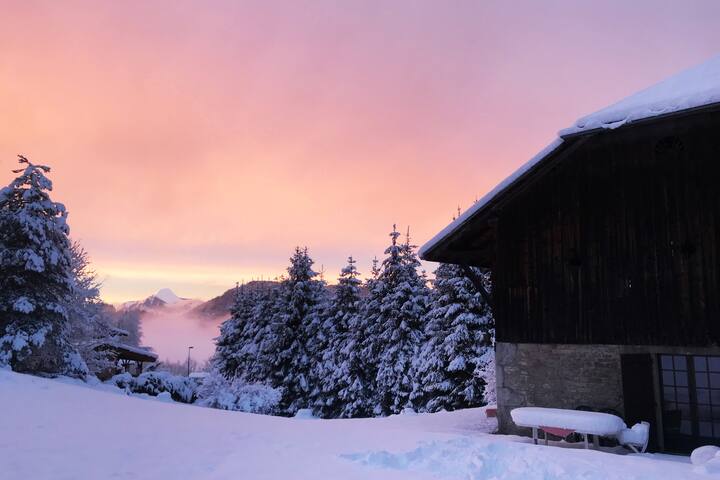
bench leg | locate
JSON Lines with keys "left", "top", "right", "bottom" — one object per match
{"left": 583, "top": 433, "right": 589, "bottom": 449}
{"left": 544, "top": 429, "right": 549, "bottom": 446}
{"left": 532, "top": 427, "right": 538, "bottom": 445}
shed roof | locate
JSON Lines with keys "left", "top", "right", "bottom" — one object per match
{"left": 419, "top": 55, "right": 720, "bottom": 262}
{"left": 94, "top": 341, "right": 158, "bottom": 363}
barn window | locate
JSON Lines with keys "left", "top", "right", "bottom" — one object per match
{"left": 660, "top": 354, "right": 720, "bottom": 449}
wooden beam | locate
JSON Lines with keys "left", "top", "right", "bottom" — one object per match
{"left": 461, "top": 265, "right": 493, "bottom": 309}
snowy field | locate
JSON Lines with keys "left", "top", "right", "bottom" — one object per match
{"left": 0, "top": 369, "right": 710, "bottom": 480}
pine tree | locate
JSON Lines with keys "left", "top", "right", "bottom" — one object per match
{"left": 312, "top": 256, "right": 363, "bottom": 418}
{"left": 112, "top": 310, "right": 142, "bottom": 347}
{"left": 412, "top": 263, "right": 494, "bottom": 412}
{"left": 211, "top": 280, "right": 283, "bottom": 388}
{"left": 0, "top": 155, "right": 85, "bottom": 376}
{"left": 66, "top": 241, "right": 116, "bottom": 376}
{"left": 213, "top": 284, "right": 249, "bottom": 379}
{"left": 267, "top": 247, "right": 328, "bottom": 414}
{"left": 363, "top": 226, "right": 430, "bottom": 415}
{"left": 336, "top": 310, "right": 376, "bottom": 417}
{"left": 247, "top": 284, "right": 281, "bottom": 383}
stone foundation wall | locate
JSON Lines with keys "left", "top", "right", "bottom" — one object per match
{"left": 496, "top": 342, "right": 624, "bottom": 435}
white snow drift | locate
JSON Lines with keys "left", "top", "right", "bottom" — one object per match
{"left": 0, "top": 369, "right": 711, "bottom": 480}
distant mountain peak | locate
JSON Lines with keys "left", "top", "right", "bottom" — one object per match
{"left": 118, "top": 288, "right": 185, "bottom": 312}
{"left": 154, "top": 288, "right": 181, "bottom": 305}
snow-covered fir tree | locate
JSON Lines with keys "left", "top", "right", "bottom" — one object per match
{"left": 267, "top": 247, "right": 328, "bottom": 414}
{"left": 362, "top": 226, "right": 430, "bottom": 416}
{"left": 112, "top": 310, "right": 142, "bottom": 347}
{"left": 66, "top": 241, "right": 116, "bottom": 376}
{"left": 213, "top": 284, "right": 253, "bottom": 380}
{"left": 246, "top": 285, "right": 282, "bottom": 383}
{"left": 327, "top": 255, "right": 384, "bottom": 418}
{"left": 411, "top": 263, "right": 494, "bottom": 412}
{"left": 0, "top": 156, "right": 85, "bottom": 376}
{"left": 312, "top": 256, "right": 363, "bottom": 418}
{"left": 210, "top": 280, "right": 281, "bottom": 387}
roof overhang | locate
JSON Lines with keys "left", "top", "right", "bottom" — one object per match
{"left": 419, "top": 137, "right": 586, "bottom": 266}
{"left": 95, "top": 342, "right": 159, "bottom": 363}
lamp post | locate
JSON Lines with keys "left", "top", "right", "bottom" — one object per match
{"left": 187, "top": 346, "right": 194, "bottom": 377}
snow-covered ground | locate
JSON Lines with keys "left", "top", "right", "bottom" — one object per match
{"left": 0, "top": 369, "right": 710, "bottom": 479}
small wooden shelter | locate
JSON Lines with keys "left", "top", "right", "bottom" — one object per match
{"left": 93, "top": 327, "right": 158, "bottom": 378}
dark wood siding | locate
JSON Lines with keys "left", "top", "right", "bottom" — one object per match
{"left": 494, "top": 110, "right": 720, "bottom": 345}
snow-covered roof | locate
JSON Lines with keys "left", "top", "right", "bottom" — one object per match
{"left": 420, "top": 55, "right": 720, "bottom": 261}
{"left": 109, "top": 326, "right": 130, "bottom": 337}
{"left": 94, "top": 341, "right": 159, "bottom": 362}
{"left": 561, "top": 54, "right": 720, "bottom": 136}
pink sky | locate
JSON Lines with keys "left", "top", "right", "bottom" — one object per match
{"left": 1, "top": 1, "right": 719, "bottom": 303}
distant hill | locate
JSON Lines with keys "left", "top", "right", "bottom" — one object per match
{"left": 190, "top": 281, "right": 278, "bottom": 319}
{"left": 191, "top": 280, "right": 369, "bottom": 320}
{"left": 116, "top": 281, "right": 370, "bottom": 322}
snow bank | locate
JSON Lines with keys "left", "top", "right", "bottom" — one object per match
{"left": 691, "top": 445, "right": 720, "bottom": 466}
{"left": 511, "top": 407, "right": 626, "bottom": 436}
{"left": 691, "top": 445, "right": 720, "bottom": 474}
{"left": 346, "top": 436, "right": 702, "bottom": 480}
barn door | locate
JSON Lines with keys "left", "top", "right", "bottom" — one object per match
{"left": 621, "top": 354, "right": 657, "bottom": 451}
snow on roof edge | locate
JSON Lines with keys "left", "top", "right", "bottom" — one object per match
{"left": 419, "top": 138, "right": 565, "bottom": 260}
{"left": 560, "top": 54, "right": 720, "bottom": 137}
{"left": 97, "top": 341, "right": 159, "bottom": 361}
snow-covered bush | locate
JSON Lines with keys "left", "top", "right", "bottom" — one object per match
{"left": 196, "top": 370, "right": 281, "bottom": 414}
{"left": 110, "top": 371, "right": 197, "bottom": 403}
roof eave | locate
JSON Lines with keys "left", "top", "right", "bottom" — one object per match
{"left": 560, "top": 100, "right": 720, "bottom": 140}
{"left": 419, "top": 138, "right": 573, "bottom": 264}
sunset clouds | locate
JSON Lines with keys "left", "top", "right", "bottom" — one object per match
{"left": 2, "top": 0, "right": 718, "bottom": 302}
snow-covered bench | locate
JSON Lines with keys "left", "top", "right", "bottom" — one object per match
{"left": 511, "top": 407, "right": 649, "bottom": 453}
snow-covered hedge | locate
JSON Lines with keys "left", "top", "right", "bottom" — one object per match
{"left": 196, "top": 370, "right": 281, "bottom": 414}
{"left": 110, "top": 371, "right": 197, "bottom": 403}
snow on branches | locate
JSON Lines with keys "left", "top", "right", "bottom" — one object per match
{"left": 211, "top": 228, "right": 496, "bottom": 418}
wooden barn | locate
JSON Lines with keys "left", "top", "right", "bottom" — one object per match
{"left": 420, "top": 56, "right": 720, "bottom": 453}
